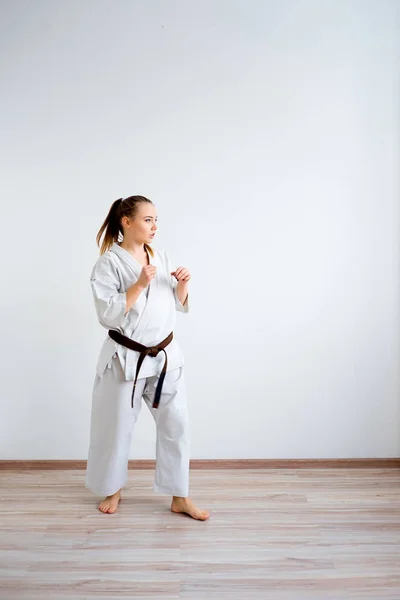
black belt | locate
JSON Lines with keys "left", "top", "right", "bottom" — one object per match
{"left": 108, "top": 330, "right": 173, "bottom": 408}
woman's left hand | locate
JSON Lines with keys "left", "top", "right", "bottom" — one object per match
{"left": 171, "top": 267, "right": 191, "bottom": 282}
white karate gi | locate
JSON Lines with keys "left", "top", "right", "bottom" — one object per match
{"left": 85, "top": 243, "right": 190, "bottom": 497}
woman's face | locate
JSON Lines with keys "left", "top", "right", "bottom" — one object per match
{"left": 122, "top": 202, "right": 158, "bottom": 244}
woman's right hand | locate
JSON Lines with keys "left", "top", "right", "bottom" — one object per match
{"left": 137, "top": 265, "right": 157, "bottom": 289}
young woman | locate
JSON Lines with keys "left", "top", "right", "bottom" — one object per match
{"left": 85, "top": 195, "right": 209, "bottom": 521}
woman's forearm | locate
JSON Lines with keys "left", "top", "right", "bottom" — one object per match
{"left": 125, "top": 282, "right": 146, "bottom": 314}
{"left": 176, "top": 280, "right": 189, "bottom": 306}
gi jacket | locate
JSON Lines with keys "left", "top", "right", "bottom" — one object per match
{"left": 90, "top": 243, "right": 189, "bottom": 380}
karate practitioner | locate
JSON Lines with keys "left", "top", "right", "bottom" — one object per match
{"left": 85, "top": 195, "right": 209, "bottom": 520}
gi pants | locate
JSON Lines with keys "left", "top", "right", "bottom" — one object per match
{"left": 85, "top": 354, "right": 190, "bottom": 498}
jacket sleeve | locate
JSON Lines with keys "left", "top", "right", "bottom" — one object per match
{"left": 163, "top": 250, "right": 190, "bottom": 314}
{"left": 90, "top": 257, "right": 128, "bottom": 330}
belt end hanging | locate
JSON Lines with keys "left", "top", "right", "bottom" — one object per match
{"left": 131, "top": 384, "right": 136, "bottom": 409}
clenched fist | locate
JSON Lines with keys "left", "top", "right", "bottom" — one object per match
{"left": 138, "top": 265, "right": 157, "bottom": 288}
{"left": 171, "top": 267, "right": 191, "bottom": 282}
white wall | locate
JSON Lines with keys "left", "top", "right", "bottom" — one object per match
{"left": 1, "top": 0, "right": 399, "bottom": 460}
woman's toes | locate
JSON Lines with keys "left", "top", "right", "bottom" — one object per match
{"left": 98, "top": 493, "right": 121, "bottom": 514}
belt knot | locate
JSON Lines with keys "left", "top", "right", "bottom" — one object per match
{"left": 147, "top": 346, "right": 160, "bottom": 358}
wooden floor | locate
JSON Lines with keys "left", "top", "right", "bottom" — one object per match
{"left": 1, "top": 468, "right": 399, "bottom": 599}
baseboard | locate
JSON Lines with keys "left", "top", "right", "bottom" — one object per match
{"left": 0, "top": 458, "right": 399, "bottom": 470}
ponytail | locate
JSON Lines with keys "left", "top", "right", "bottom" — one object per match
{"left": 96, "top": 198, "right": 123, "bottom": 255}
{"left": 96, "top": 195, "right": 155, "bottom": 257}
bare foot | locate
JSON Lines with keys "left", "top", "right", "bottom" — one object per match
{"left": 98, "top": 489, "right": 121, "bottom": 514}
{"left": 171, "top": 497, "right": 210, "bottom": 521}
